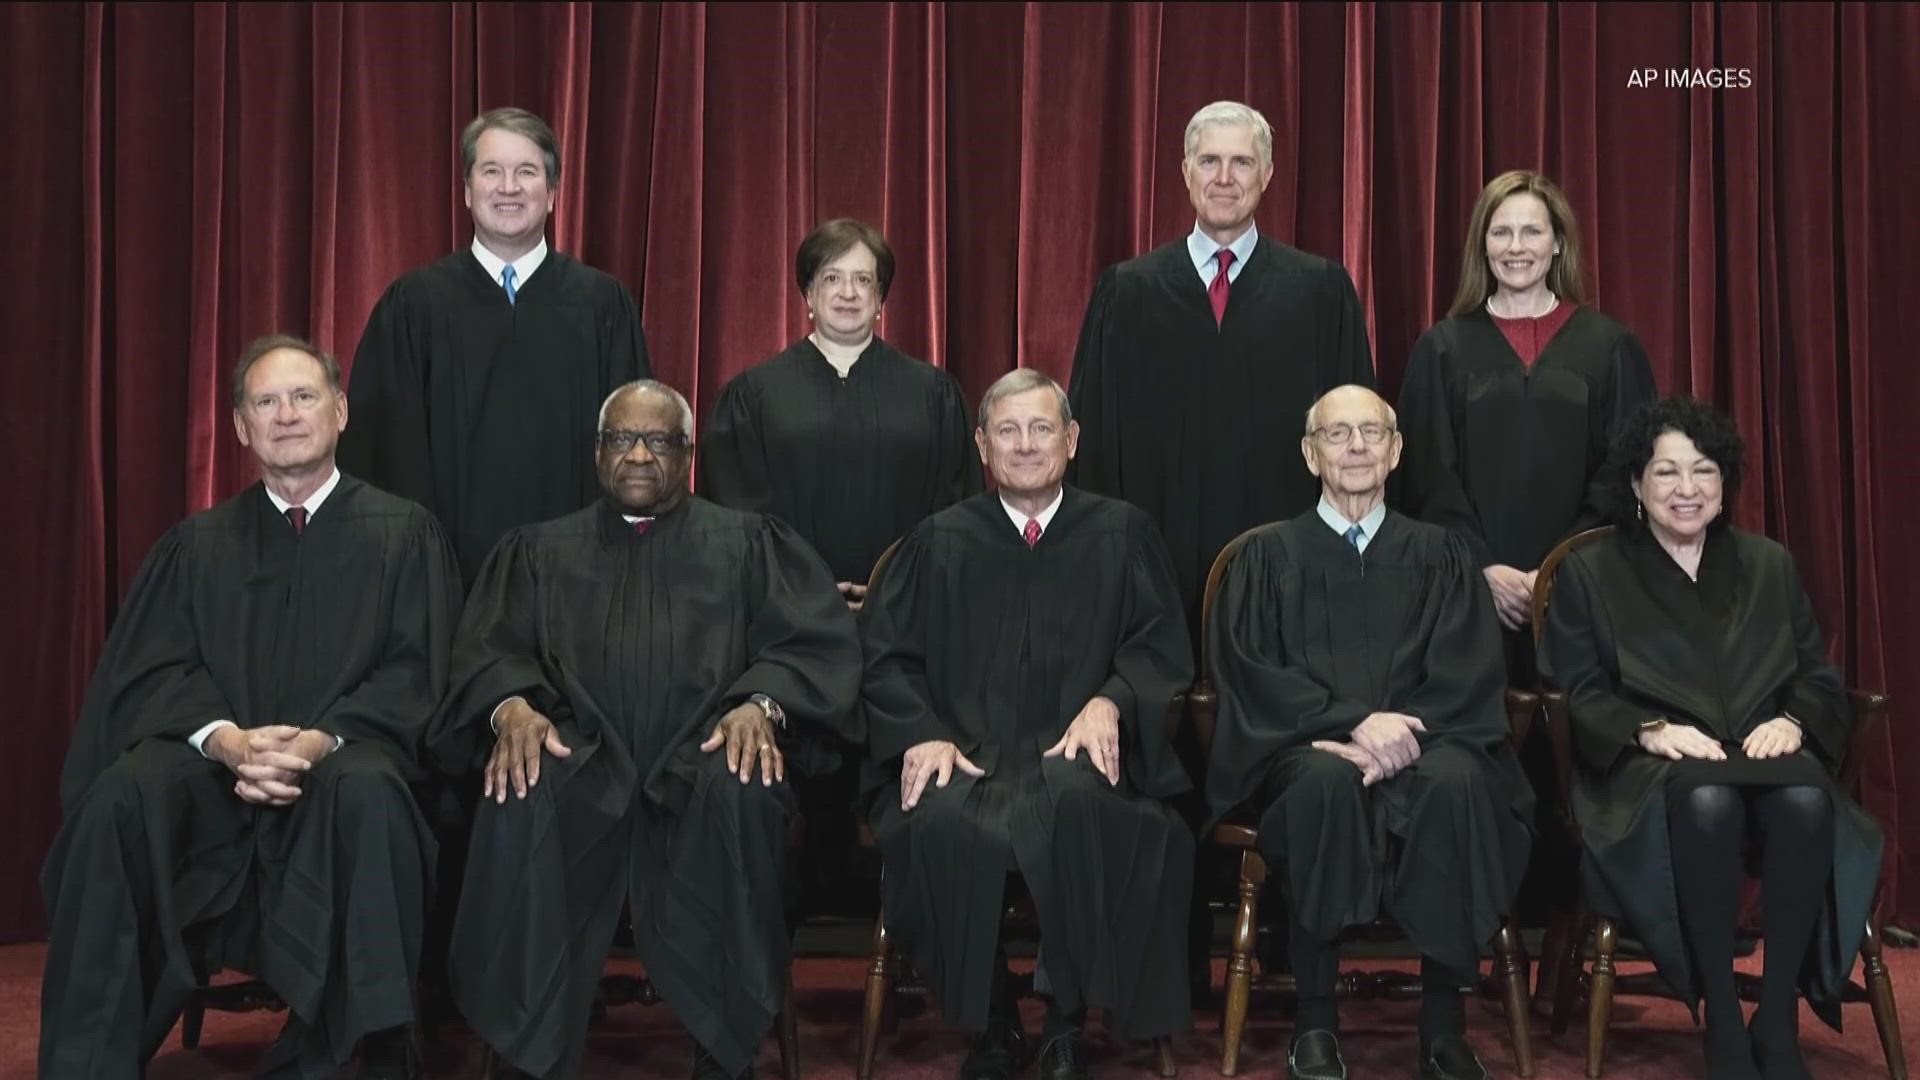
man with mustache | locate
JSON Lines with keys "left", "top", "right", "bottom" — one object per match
{"left": 340, "top": 106, "right": 650, "bottom": 586}
{"left": 41, "top": 335, "right": 461, "bottom": 1079}
{"left": 1204, "top": 386, "right": 1533, "bottom": 1080}
{"left": 429, "top": 380, "right": 861, "bottom": 1080}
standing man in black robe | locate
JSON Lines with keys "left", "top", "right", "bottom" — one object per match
{"left": 863, "top": 369, "right": 1196, "bottom": 1080}
{"left": 429, "top": 380, "right": 861, "bottom": 1080}
{"left": 1205, "top": 386, "right": 1533, "bottom": 1080}
{"left": 340, "top": 106, "right": 650, "bottom": 585}
{"left": 40, "top": 335, "right": 461, "bottom": 1079}
{"left": 1068, "top": 100, "right": 1374, "bottom": 631}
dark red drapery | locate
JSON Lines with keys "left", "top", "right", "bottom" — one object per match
{"left": 3, "top": 0, "right": 1915, "bottom": 942}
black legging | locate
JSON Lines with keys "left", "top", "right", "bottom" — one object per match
{"left": 1667, "top": 784, "right": 1833, "bottom": 1039}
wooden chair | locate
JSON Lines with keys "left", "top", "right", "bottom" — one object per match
{"left": 853, "top": 538, "right": 1180, "bottom": 1080}
{"left": 1530, "top": 525, "right": 1907, "bottom": 1078}
{"left": 1188, "top": 524, "right": 1537, "bottom": 1077}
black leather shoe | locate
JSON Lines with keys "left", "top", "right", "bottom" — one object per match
{"left": 358, "top": 1025, "right": 418, "bottom": 1079}
{"left": 960, "top": 1015, "right": 1029, "bottom": 1080}
{"left": 1037, "top": 1029, "right": 1088, "bottom": 1080}
{"left": 692, "top": 1044, "right": 754, "bottom": 1080}
{"left": 1419, "top": 1034, "right": 1489, "bottom": 1080}
{"left": 1287, "top": 1029, "right": 1346, "bottom": 1080}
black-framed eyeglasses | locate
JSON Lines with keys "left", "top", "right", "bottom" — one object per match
{"left": 598, "top": 429, "right": 689, "bottom": 455}
{"left": 1311, "top": 422, "right": 1395, "bottom": 446}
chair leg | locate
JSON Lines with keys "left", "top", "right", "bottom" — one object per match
{"left": 180, "top": 995, "right": 205, "bottom": 1049}
{"left": 1155, "top": 1035, "right": 1177, "bottom": 1077}
{"left": 858, "top": 894, "right": 893, "bottom": 1080}
{"left": 778, "top": 972, "right": 801, "bottom": 1080}
{"left": 1220, "top": 850, "right": 1265, "bottom": 1077}
{"left": 1585, "top": 918, "right": 1618, "bottom": 1079}
{"left": 1862, "top": 916, "right": 1908, "bottom": 1080}
{"left": 1493, "top": 921, "right": 1535, "bottom": 1077}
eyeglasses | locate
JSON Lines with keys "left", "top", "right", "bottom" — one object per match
{"left": 598, "top": 429, "right": 689, "bottom": 455}
{"left": 815, "top": 270, "right": 878, "bottom": 294}
{"left": 1311, "top": 422, "right": 1395, "bottom": 446}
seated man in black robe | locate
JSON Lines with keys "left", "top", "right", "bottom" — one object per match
{"left": 863, "top": 369, "right": 1196, "bottom": 1080}
{"left": 1204, "top": 385, "right": 1534, "bottom": 1080}
{"left": 40, "top": 334, "right": 462, "bottom": 1080}
{"left": 428, "top": 379, "right": 861, "bottom": 1080}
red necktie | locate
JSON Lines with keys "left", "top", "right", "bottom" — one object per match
{"left": 286, "top": 506, "right": 307, "bottom": 535}
{"left": 1209, "top": 248, "right": 1235, "bottom": 326}
{"left": 632, "top": 519, "right": 652, "bottom": 535}
{"left": 1023, "top": 518, "right": 1042, "bottom": 548}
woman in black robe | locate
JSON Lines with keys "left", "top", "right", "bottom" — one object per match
{"left": 1396, "top": 170, "right": 1656, "bottom": 677}
{"left": 699, "top": 218, "right": 979, "bottom": 913}
{"left": 1541, "top": 398, "right": 1881, "bottom": 1080}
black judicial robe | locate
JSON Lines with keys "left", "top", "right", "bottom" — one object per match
{"left": 41, "top": 476, "right": 460, "bottom": 1078}
{"left": 699, "top": 336, "right": 981, "bottom": 585}
{"left": 340, "top": 249, "right": 651, "bottom": 582}
{"left": 1395, "top": 307, "right": 1656, "bottom": 570}
{"left": 1068, "top": 237, "right": 1374, "bottom": 623}
{"left": 1539, "top": 527, "right": 1881, "bottom": 1027}
{"left": 862, "top": 488, "right": 1196, "bottom": 1039}
{"left": 428, "top": 497, "right": 861, "bottom": 1078}
{"left": 1204, "top": 509, "right": 1533, "bottom": 972}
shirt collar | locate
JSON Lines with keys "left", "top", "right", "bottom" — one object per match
{"left": 264, "top": 467, "right": 342, "bottom": 518}
{"left": 1187, "top": 221, "right": 1260, "bottom": 278}
{"left": 1317, "top": 495, "right": 1387, "bottom": 542}
{"left": 1000, "top": 487, "right": 1065, "bottom": 535}
{"left": 470, "top": 236, "right": 549, "bottom": 291}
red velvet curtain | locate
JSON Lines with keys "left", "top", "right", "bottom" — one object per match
{"left": 3, "top": 1, "right": 1914, "bottom": 943}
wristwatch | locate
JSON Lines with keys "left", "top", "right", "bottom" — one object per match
{"left": 749, "top": 693, "right": 788, "bottom": 730}
{"left": 1638, "top": 717, "right": 1668, "bottom": 735}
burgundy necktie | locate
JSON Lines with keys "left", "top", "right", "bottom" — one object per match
{"left": 632, "top": 518, "right": 652, "bottom": 535}
{"left": 286, "top": 506, "right": 307, "bottom": 535}
{"left": 1209, "top": 248, "right": 1235, "bottom": 326}
{"left": 1023, "top": 518, "right": 1042, "bottom": 548}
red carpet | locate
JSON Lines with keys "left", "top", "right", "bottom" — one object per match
{"left": 3, "top": 944, "right": 1913, "bottom": 1078}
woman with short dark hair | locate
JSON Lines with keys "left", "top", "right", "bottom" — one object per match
{"left": 1542, "top": 397, "right": 1882, "bottom": 1079}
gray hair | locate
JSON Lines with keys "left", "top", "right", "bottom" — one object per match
{"left": 231, "top": 333, "right": 342, "bottom": 408}
{"left": 599, "top": 379, "right": 695, "bottom": 439}
{"left": 977, "top": 368, "right": 1071, "bottom": 430}
{"left": 460, "top": 107, "right": 561, "bottom": 185}
{"left": 1183, "top": 101, "right": 1274, "bottom": 170}
{"left": 1304, "top": 385, "right": 1397, "bottom": 436}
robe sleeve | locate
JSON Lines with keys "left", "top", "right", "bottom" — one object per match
{"left": 1538, "top": 551, "right": 1662, "bottom": 773}
{"left": 934, "top": 370, "right": 984, "bottom": 506}
{"left": 1203, "top": 531, "right": 1376, "bottom": 821}
{"left": 1394, "top": 328, "right": 1492, "bottom": 566}
{"left": 859, "top": 524, "right": 967, "bottom": 768}
{"left": 1574, "top": 328, "right": 1656, "bottom": 534}
{"left": 601, "top": 279, "right": 651, "bottom": 386}
{"left": 1776, "top": 550, "right": 1850, "bottom": 771}
{"left": 426, "top": 528, "right": 574, "bottom": 776}
{"left": 719, "top": 516, "right": 863, "bottom": 741}
{"left": 58, "top": 527, "right": 234, "bottom": 813}
{"left": 696, "top": 376, "right": 772, "bottom": 514}
{"left": 310, "top": 510, "right": 463, "bottom": 757}
{"left": 1096, "top": 513, "right": 1196, "bottom": 799}
{"left": 1397, "top": 530, "right": 1511, "bottom": 750}
{"left": 1319, "top": 260, "right": 1376, "bottom": 390}
{"left": 339, "top": 285, "right": 436, "bottom": 509}
{"left": 1065, "top": 266, "right": 1123, "bottom": 494}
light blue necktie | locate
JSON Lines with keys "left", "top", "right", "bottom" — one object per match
{"left": 501, "top": 264, "right": 518, "bottom": 306}
{"left": 1344, "top": 524, "right": 1365, "bottom": 552}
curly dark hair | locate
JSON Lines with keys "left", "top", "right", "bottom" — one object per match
{"left": 1601, "top": 396, "right": 1745, "bottom": 532}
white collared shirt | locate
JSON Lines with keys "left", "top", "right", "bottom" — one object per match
{"left": 470, "top": 236, "right": 550, "bottom": 295}
{"left": 1317, "top": 496, "right": 1388, "bottom": 555}
{"left": 1187, "top": 221, "right": 1260, "bottom": 287}
{"left": 187, "top": 467, "right": 350, "bottom": 758}
{"left": 1000, "top": 487, "right": 1065, "bottom": 539}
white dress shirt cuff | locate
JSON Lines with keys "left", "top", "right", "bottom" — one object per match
{"left": 188, "top": 719, "right": 237, "bottom": 757}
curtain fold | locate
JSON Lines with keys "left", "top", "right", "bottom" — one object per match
{"left": 2, "top": 0, "right": 1913, "bottom": 942}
